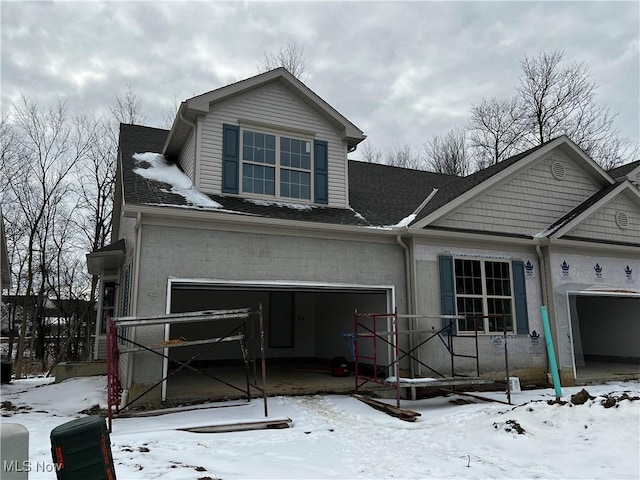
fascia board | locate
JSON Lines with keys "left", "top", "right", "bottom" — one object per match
{"left": 557, "top": 136, "right": 615, "bottom": 186}
{"left": 407, "top": 227, "right": 536, "bottom": 247}
{"left": 186, "top": 69, "right": 285, "bottom": 111}
{"left": 547, "top": 237, "right": 640, "bottom": 254}
{"left": 122, "top": 203, "right": 401, "bottom": 240}
{"left": 412, "top": 137, "right": 567, "bottom": 229}
{"left": 551, "top": 181, "right": 640, "bottom": 239}
{"left": 86, "top": 250, "right": 126, "bottom": 275}
{"left": 188, "top": 69, "right": 365, "bottom": 143}
{"left": 163, "top": 102, "right": 196, "bottom": 157}
{"left": 112, "top": 149, "right": 125, "bottom": 242}
{"left": 627, "top": 164, "right": 640, "bottom": 183}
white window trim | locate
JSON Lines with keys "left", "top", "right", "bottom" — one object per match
{"left": 454, "top": 257, "right": 516, "bottom": 335}
{"left": 240, "top": 126, "right": 315, "bottom": 202}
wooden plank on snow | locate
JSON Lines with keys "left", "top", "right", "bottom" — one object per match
{"left": 352, "top": 394, "right": 421, "bottom": 422}
{"left": 178, "top": 417, "right": 292, "bottom": 433}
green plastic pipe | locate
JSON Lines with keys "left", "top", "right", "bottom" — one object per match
{"left": 540, "top": 305, "right": 563, "bottom": 399}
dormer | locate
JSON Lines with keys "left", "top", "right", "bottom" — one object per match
{"left": 162, "top": 68, "right": 365, "bottom": 208}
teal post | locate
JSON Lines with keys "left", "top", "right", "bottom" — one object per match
{"left": 540, "top": 306, "right": 562, "bottom": 399}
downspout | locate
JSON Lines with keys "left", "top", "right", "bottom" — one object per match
{"left": 395, "top": 187, "right": 439, "bottom": 314}
{"left": 536, "top": 241, "right": 562, "bottom": 398}
{"left": 535, "top": 243, "right": 549, "bottom": 307}
{"left": 396, "top": 234, "right": 415, "bottom": 396}
{"left": 396, "top": 235, "right": 412, "bottom": 315}
{"left": 394, "top": 188, "right": 439, "bottom": 393}
{"left": 126, "top": 212, "right": 143, "bottom": 390}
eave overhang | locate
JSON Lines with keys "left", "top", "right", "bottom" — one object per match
{"left": 122, "top": 203, "right": 401, "bottom": 244}
{"left": 86, "top": 239, "right": 126, "bottom": 276}
{"left": 549, "top": 180, "right": 640, "bottom": 239}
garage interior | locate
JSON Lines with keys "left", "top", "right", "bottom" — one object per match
{"left": 163, "top": 283, "right": 392, "bottom": 402}
{"left": 570, "top": 293, "right": 640, "bottom": 383}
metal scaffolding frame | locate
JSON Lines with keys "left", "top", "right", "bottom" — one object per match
{"left": 106, "top": 306, "right": 267, "bottom": 432}
{"left": 353, "top": 310, "right": 498, "bottom": 408}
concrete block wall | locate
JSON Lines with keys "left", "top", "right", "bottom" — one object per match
{"left": 413, "top": 242, "right": 547, "bottom": 378}
{"left": 128, "top": 223, "right": 407, "bottom": 395}
{"left": 54, "top": 361, "right": 107, "bottom": 383}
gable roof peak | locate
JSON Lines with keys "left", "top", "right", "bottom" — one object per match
{"left": 164, "top": 68, "right": 365, "bottom": 158}
{"left": 411, "top": 135, "right": 614, "bottom": 228}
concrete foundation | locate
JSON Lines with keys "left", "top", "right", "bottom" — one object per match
{"left": 54, "top": 361, "right": 107, "bottom": 383}
{"left": 114, "top": 361, "right": 639, "bottom": 408}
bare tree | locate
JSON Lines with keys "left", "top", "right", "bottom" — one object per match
{"left": 358, "top": 141, "right": 385, "bottom": 163}
{"left": 162, "top": 95, "right": 181, "bottom": 130}
{"left": 2, "top": 96, "right": 92, "bottom": 377}
{"left": 465, "top": 50, "right": 632, "bottom": 169}
{"left": 517, "top": 50, "right": 629, "bottom": 167}
{"left": 73, "top": 115, "right": 116, "bottom": 361}
{"left": 519, "top": 50, "right": 592, "bottom": 145}
{"left": 75, "top": 116, "right": 114, "bottom": 253}
{"left": 424, "top": 127, "right": 470, "bottom": 176}
{"left": 47, "top": 201, "right": 88, "bottom": 366}
{"left": 1, "top": 87, "right": 148, "bottom": 371}
{"left": 110, "top": 84, "right": 146, "bottom": 127}
{"left": 259, "top": 41, "right": 307, "bottom": 80}
{"left": 384, "top": 142, "right": 424, "bottom": 170}
{"left": 75, "top": 86, "right": 147, "bottom": 361}
{"left": 469, "top": 97, "right": 527, "bottom": 169}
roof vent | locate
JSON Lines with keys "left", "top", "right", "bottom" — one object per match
{"left": 615, "top": 211, "right": 629, "bottom": 229}
{"left": 551, "top": 161, "right": 566, "bottom": 180}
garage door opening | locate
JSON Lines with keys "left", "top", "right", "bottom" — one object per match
{"left": 164, "top": 281, "right": 393, "bottom": 401}
{"left": 569, "top": 292, "right": 640, "bottom": 381}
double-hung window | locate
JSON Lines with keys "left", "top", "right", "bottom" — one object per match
{"left": 454, "top": 258, "right": 514, "bottom": 334}
{"left": 241, "top": 128, "right": 312, "bottom": 200}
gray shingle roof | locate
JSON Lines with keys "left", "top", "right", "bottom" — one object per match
{"left": 119, "top": 124, "right": 371, "bottom": 226}
{"left": 91, "top": 238, "right": 126, "bottom": 254}
{"left": 120, "top": 124, "right": 180, "bottom": 207}
{"left": 120, "top": 125, "right": 626, "bottom": 240}
{"left": 607, "top": 160, "right": 640, "bottom": 181}
{"left": 348, "top": 160, "right": 458, "bottom": 225}
{"left": 539, "top": 181, "right": 622, "bottom": 238}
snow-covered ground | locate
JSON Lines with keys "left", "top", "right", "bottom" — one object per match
{"left": 1, "top": 376, "right": 639, "bottom": 479}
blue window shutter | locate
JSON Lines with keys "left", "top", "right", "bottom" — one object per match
{"left": 314, "top": 140, "right": 328, "bottom": 204}
{"left": 222, "top": 124, "right": 239, "bottom": 194}
{"left": 438, "top": 255, "right": 457, "bottom": 335}
{"left": 512, "top": 261, "right": 529, "bottom": 335}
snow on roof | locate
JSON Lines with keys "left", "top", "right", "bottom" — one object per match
{"left": 246, "top": 198, "right": 313, "bottom": 211}
{"left": 133, "top": 153, "right": 222, "bottom": 209}
{"left": 392, "top": 213, "right": 416, "bottom": 228}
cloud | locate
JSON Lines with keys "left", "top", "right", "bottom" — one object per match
{"left": 2, "top": 1, "right": 638, "bottom": 159}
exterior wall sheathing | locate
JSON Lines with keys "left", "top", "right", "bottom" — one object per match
{"left": 128, "top": 223, "right": 407, "bottom": 396}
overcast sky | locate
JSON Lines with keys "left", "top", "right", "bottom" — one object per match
{"left": 2, "top": 1, "right": 638, "bottom": 161}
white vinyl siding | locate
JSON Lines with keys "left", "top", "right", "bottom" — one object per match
{"left": 565, "top": 192, "right": 640, "bottom": 243}
{"left": 199, "top": 82, "right": 348, "bottom": 208}
{"left": 95, "top": 337, "right": 107, "bottom": 360}
{"left": 179, "top": 129, "right": 196, "bottom": 181}
{"left": 433, "top": 152, "right": 602, "bottom": 236}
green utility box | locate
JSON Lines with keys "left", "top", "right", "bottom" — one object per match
{"left": 50, "top": 415, "right": 116, "bottom": 480}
